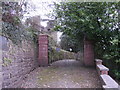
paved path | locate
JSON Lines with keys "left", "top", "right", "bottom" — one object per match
{"left": 22, "top": 59, "right": 102, "bottom": 88}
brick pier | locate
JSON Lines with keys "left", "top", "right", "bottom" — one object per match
{"left": 38, "top": 34, "right": 49, "bottom": 66}
{"left": 84, "top": 38, "right": 95, "bottom": 66}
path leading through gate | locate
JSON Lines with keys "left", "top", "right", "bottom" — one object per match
{"left": 22, "top": 59, "right": 102, "bottom": 88}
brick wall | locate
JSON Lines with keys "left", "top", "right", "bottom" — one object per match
{"left": 38, "top": 35, "right": 48, "bottom": 66}
{"left": 84, "top": 38, "right": 95, "bottom": 66}
{"left": 38, "top": 34, "right": 76, "bottom": 66}
{"left": 1, "top": 36, "right": 38, "bottom": 88}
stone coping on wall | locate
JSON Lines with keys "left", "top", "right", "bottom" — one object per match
{"left": 95, "top": 59, "right": 119, "bottom": 90}
{"left": 101, "top": 75, "right": 118, "bottom": 88}
{"left": 97, "top": 64, "right": 109, "bottom": 71}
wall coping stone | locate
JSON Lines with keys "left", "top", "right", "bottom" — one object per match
{"left": 95, "top": 59, "right": 103, "bottom": 62}
{"left": 101, "top": 74, "right": 118, "bottom": 88}
{"left": 95, "top": 59, "right": 119, "bottom": 90}
{"left": 97, "top": 64, "right": 109, "bottom": 71}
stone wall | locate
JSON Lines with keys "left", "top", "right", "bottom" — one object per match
{"left": 1, "top": 36, "right": 38, "bottom": 88}
{"left": 0, "top": 5, "right": 2, "bottom": 90}
{"left": 76, "top": 51, "right": 83, "bottom": 61}
{"left": 49, "top": 46, "right": 76, "bottom": 64}
{"left": 0, "top": 38, "right": 2, "bottom": 90}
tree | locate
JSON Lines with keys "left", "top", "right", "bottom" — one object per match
{"left": 53, "top": 2, "right": 119, "bottom": 56}
{"left": 60, "top": 34, "right": 83, "bottom": 52}
{"left": 2, "top": 2, "right": 26, "bottom": 44}
{"left": 52, "top": 2, "right": 120, "bottom": 79}
{"left": 2, "top": 1, "right": 39, "bottom": 44}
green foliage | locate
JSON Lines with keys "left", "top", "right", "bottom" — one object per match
{"left": 48, "top": 35, "right": 58, "bottom": 47}
{"left": 103, "top": 36, "right": 119, "bottom": 79}
{"left": 2, "top": 2, "right": 39, "bottom": 45}
{"left": 53, "top": 2, "right": 119, "bottom": 53}
{"left": 53, "top": 2, "right": 118, "bottom": 39}
{"left": 48, "top": 35, "right": 76, "bottom": 63}
{"left": 2, "top": 2, "right": 24, "bottom": 44}
{"left": 52, "top": 2, "right": 119, "bottom": 80}
{"left": 60, "top": 34, "right": 83, "bottom": 52}
{"left": 25, "top": 26, "right": 39, "bottom": 44}
{"left": 2, "top": 22, "right": 25, "bottom": 44}
{"left": 114, "top": 70, "right": 120, "bottom": 79}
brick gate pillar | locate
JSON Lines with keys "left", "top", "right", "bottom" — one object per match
{"left": 38, "top": 34, "right": 48, "bottom": 66}
{"left": 84, "top": 37, "right": 95, "bottom": 66}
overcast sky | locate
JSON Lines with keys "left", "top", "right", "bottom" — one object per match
{"left": 24, "top": 0, "right": 59, "bottom": 19}
{"left": 23, "top": 0, "right": 56, "bottom": 26}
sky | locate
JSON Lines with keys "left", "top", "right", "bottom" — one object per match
{"left": 24, "top": 0, "right": 59, "bottom": 19}
{"left": 23, "top": 0, "right": 57, "bottom": 26}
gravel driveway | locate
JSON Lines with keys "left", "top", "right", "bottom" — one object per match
{"left": 22, "top": 59, "right": 102, "bottom": 88}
